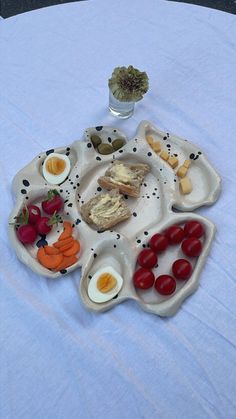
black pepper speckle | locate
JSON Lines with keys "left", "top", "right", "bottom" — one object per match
{"left": 163, "top": 136, "right": 167, "bottom": 140}
{"left": 87, "top": 143, "right": 92, "bottom": 148}
{"left": 108, "top": 137, "right": 112, "bottom": 143}
{"left": 93, "top": 253, "right": 97, "bottom": 258}
{"left": 144, "top": 231, "right": 148, "bottom": 236}
{"left": 133, "top": 212, "right": 137, "bottom": 217}
{"left": 167, "top": 144, "right": 171, "bottom": 148}
{"left": 133, "top": 148, "right": 137, "bottom": 152}
{"left": 147, "top": 152, "right": 152, "bottom": 157}
{"left": 66, "top": 152, "right": 70, "bottom": 156}
{"left": 198, "top": 151, "right": 202, "bottom": 155}
{"left": 60, "top": 189, "right": 63, "bottom": 193}
{"left": 137, "top": 239, "right": 141, "bottom": 244}
{"left": 21, "top": 189, "right": 27, "bottom": 194}
{"left": 77, "top": 183, "right": 80, "bottom": 187}
{"left": 119, "top": 150, "right": 123, "bottom": 153}
{"left": 66, "top": 147, "right": 70, "bottom": 151}
{"left": 97, "top": 187, "right": 102, "bottom": 192}
{"left": 25, "top": 196, "right": 29, "bottom": 200}
{"left": 75, "top": 219, "right": 81, "bottom": 225}
{"left": 142, "top": 244, "right": 146, "bottom": 248}
{"left": 68, "top": 203, "right": 73, "bottom": 208}
{"left": 114, "top": 245, "right": 116, "bottom": 248}
{"left": 190, "top": 153, "right": 195, "bottom": 159}
{"left": 96, "top": 156, "right": 101, "bottom": 161}
{"left": 76, "top": 175, "right": 79, "bottom": 179}
{"left": 73, "top": 186, "right": 76, "bottom": 190}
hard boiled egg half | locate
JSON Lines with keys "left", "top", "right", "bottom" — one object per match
{"left": 88, "top": 266, "right": 123, "bottom": 303}
{"left": 43, "top": 153, "right": 71, "bottom": 185}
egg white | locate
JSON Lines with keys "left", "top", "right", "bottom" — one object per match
{"left": 42, "top": 153, "right": 71, "bottom": 185}
{"left": 88, "top": 266, "right": 123, "bottom": 303}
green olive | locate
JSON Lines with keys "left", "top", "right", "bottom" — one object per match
{"left": 97, "top": 143, "right": 114, "bottom": 155}
{"left": 112, "top": 138, "right": 126, "bottom": 151}
{"left": 90, "top": 134, "right": 102, "bottom": 148}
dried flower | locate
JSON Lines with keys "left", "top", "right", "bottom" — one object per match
{"left": 108, "top": 65, "right": 149, "bottom": 102}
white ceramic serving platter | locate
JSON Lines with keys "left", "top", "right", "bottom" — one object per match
{"left": 9, "top": 121, "right": 221, "bottom": 316}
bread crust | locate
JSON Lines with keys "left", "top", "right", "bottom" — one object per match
{"left": 80, "top": 189, "right": 131, "bottom": 231}
{"left": 98, "top": 161, "right": 150, "bottom": 197}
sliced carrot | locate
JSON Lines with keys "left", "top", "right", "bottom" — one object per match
{"left": 63, "top": 240, "right": 80, "bottom": 257}
{"left": 55, "top": 255, "right": 78, "bottom": 271}
{"left": 53, "top": 237, "right": 74, "bottom": 248}
{"left": 59, "top": 221, "right": 73, "bottom": 241}
{"left": 57, "top": 240, "right": 76, "bottom": 253}
{"left": 44, "top": 246, "right": 60, "bottom": 255}
{"left": 37, "top": 247, "right": 63, "bottom": 269}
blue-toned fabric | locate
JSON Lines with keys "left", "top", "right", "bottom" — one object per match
{"left": 0, "top": 1, "right": 236, "bottom": 418}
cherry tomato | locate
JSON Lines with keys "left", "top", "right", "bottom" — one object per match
{"left": 36, "top": 217, "right": 52, "bottom": 235}
{"left": 137, "top": 249, "right": 158, "bottom": 268}
{"left": 184, "top": 220, "right": 204, "bottom": 238}
{"left": 165, "top": 225, "right": 185, "bottom": 244}
{"left": 155, "top": 275, "right": 176, "bottom": 295}
{"left": 133, "top": 268, "right": 155, "bottom": 289}
{"left": 149, "top": 233, "right": 169, "bottom": 253}
{"left": 172, "top": 259, "right": 192, "bottom": 280}
{"left": 42, "top": 190, "right": 64, "bottom": 215}
{"left": 181, "top": 238, "right": 202, "bottom": 257}
{"left": 17, "top": 224, "right": 37, "bottom": 244}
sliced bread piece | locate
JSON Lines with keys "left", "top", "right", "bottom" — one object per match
{"left": 98, "top": 161, "right": 150, "bottom": 198}
{"left": 80, "top": 189, "right": 131, "bottom": 231}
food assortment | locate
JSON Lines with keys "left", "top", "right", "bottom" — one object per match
{"left": 13, "top": 190, "right": 80, "bottom": 272}
{"left": 133, "top": 220, "right": 204, "bottom": 296}
{"left": 9, "top": 121, "right": 220, "bottom": 316}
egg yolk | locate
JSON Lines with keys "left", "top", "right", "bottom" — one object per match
{"left": 97, "top": 273, "right": 117, "bottom": 293}
{"left": 46, "top": 157, "right": 66, "bottom": 175}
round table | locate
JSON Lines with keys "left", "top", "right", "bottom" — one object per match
{"left": 1, "top": 1, "right": 236, "bottom": 418}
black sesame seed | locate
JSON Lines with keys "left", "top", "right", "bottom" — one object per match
{"left": 60, "top": 189, "right": 63, "bottom": 193}
{"left": 198, "top": 151, "right": 202, "bottom": 155}
{"left": 147, "top": 152, "right": 152, "bottom": 157}
{"left": 88, "top": 275, "right": 92, "bottom": 280}
{"left": 154, "top": 188, "right": 157, "bottom": 191}
{"left": 96, "top": 156, "right": 101, "bottom": 161}
{"left": 66, "top": 152, "right": 70, "bottom": 156}
{"left": 119, "top": 150, "right": 123, "bottom": 153}
{"left": 60, "top": 269, "right": 67, "bottom": 274}
{"left": 157, "top": 196, "right": 160, "bottom": 199}
{"left": 22, "top": 179, "right": 30, "bottom": 187}
{"left": 142, "top": 244, "right": 146, "bottom": 248}
{"left": 116, "top": 234, "right": 120, "bottom": 239}
{"left": 46, "top": 149, "right": 54, "bottom": 156}
{"left": 95, "top": 126, "right": 103, "bottom": 131}
{"left": 66, "top": 212, "right": 69, "bottom": 215}
{"left": 107, "top": 137, "right": 112, "bottom": 143}
{"left": 167, "top": 144, "right": 171, "bottom": 148}
{"left": 68, "top": 203, "right": 73, "bottom": 207}
{"left": 164, "top": 182, "right": 167, "bottom": 184}
{"left": 21, "top": 189, "right": 27, "bottom": 194}
{"left": 81, "top": 201, "right": 84, "bottom": 204}
{"left": 163, "top": 136, "right": 167, "bottom": 140}
{"left": 133, "top": 212, "right": 137, "bottom": 217}
{"left": 160, "top": 168, "right": 162, "bottom": 171}
{"left": 144, "top": 231, "right": 148, "bottom": 236}
{"left": 193, "top": 155, "right": 199, "bottom": 161}
{"left": 147, "top": 196, "right": 150, "bottom": 199}
{"left": 113, "top": 130, "right": 117, "bottom": 133}
{"left": 94, "top": 253, "right": 97, "bottom": 258}
{"left": 97, "top": 187, "right": 102, "bottom": 192}
{"left": 174, "top": 179, "right": 177, "bottom": 182}
{"left": 76, "top": 175, "right": 79, "bottom": 179}
{"left": 70, "top": 182, "right": 73, "bottom": 185}
{"left": 124, "top": 195, "right": 129, "bottom": 199}
{"left": 152, "top": 193, "right": 156, "bottom": 196}
{"left": 91, "top": 248, "right": 94, "bottom": 251}
{"left": 73, "top": 186, "right": 76, "bottom": 190}
{"left": 174, "top": 154, "right": 178, "bottom": 157}
{"left": 75, "top": 219, "right": 81, "bottom": 225}
{"left": 25, "top": 196, "right": 29, "bottom": 200}
{"left": 114, "top": 245, "right": 116, "bottom": 248}
{"left": 64, "top": 199, "right": 68, "bottom": 204}
{"left": 144, "top": 183, "right": 147, "bottom": 187}
{"left": 87, "top": 143, "right": 92, "bottom": 148}
{"left": 190, "top": 153, "right": 195, "bottom": 159}
{"left": 66, "top": 147, "right": 70, "bottom": 151}
{"left": 133, "top": 148, "right": 137, "bottom": 152}
{"left": 137, "top": 239, "right": 141, "bottom": 243}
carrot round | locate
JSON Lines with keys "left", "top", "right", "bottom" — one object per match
{"left": 63, "top": 240, "right": 80, "bottom": 257}
{"left": 37, "top": 247, "right": 63, "bottom": 269}
{"left": 44, "top": 246, "right": 60, "bottom": 255}
{"left": 59, "top": 221, "right": 73, "bottom": 241}
{"left": 54, "top": 237, "right": 73, "bottom": 249}
{"left": 55, "top": 255, "right": 78, "bottom": 271}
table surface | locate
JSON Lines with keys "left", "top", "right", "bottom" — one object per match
{"left": 1, "top": 1, "right": 236, "bottom": 418}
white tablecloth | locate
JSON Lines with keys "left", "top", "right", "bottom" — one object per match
{"left": 1, "top": 1, "right": 236, "bottom": 418}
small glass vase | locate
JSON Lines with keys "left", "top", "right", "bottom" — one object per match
{"left": 109, "top": 89, "right": 135, "bottom": 119}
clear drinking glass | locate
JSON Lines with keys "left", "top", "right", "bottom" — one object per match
{"left": 109, "top": 89, "right": 135, "bottom": 119}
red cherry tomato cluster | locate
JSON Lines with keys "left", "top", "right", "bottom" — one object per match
{"left": 15, "top": 190, "right": 64, "bottom": 245}
{"left": 133, "top": 220, "right": 204, "bottom": 296}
